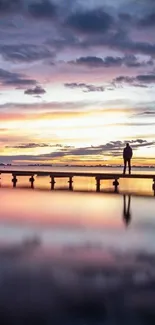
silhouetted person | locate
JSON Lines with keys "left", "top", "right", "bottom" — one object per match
{"left": 123, "top": 143, "right": 133, "bottom": 175}
{"left": 123, "top": 195, "right": 131, "bottom": 226}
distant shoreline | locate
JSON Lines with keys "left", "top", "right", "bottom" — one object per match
{"left": 0, "top": 164, "right": 155, "bottom": 168}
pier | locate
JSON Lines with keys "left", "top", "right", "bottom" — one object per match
{"left": 0, "top": 170, "right": 155, "bottom": 193}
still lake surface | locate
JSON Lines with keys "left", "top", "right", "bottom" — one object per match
{"left": 0, "top": 166, "right": 155, "bottom": 324}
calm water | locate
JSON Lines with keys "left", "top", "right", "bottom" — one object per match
{"left": 0, "top": 165, "right": 155, "bottom": 195}
{"left": 0, "top": 187, "right": 155, "bottom": 324}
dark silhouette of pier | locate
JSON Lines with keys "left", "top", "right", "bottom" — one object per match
{"left": 0, "top": 170, "right": 155, "bottom": 194}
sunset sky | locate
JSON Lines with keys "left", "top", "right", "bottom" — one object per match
{"left": 0, "top": 0, "right": 155, "bottom": 165}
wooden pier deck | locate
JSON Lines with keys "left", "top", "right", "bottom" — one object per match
{"left": 0, "top": 170, "right": 155, "bottom": 192}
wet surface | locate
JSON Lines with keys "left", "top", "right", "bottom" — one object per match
{"left": 0, "top": 188, "right": 155, "bottom": 324}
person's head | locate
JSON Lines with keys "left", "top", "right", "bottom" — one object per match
{"left": 126, "top": 143, "right": 129, "bottom": 147}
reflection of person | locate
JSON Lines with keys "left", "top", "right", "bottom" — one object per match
{"left": 123, "top": 195, "right": 131, "bottom": 226}
{"left": 123, "top": 143, "right": 133, "bottom": 175}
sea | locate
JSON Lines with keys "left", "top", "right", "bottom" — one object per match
{"left": 0, "top": 166, "right": 155, "bottom": 324}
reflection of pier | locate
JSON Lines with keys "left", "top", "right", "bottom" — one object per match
{"left": 0, "top": 170, "right": 155, "bottom": 194}
{"left": 123, "top": 195, "right": 131, "bottom": 227}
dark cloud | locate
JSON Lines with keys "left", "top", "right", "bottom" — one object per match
{"left": 138, "top": 13, "right": 155, "bottom": 27}
{"left": 0, "top": 44, "right": 54, "bottom": 63}
{"left": 114, "top": 74, "right": 155, "bottom": 87}
{"left": 0, "top": 0, "right": 58, "bottom": 19}
{"left": 28, "top": 0, "right": 57, "bottom": 19}
{"left": 136, "top": 74, "right": 155, "bottom": 83}
{"left": 101, "top": 30, "right": 155, "bottom": 56}
{"left": 69, "top": 56, "right": 122, "bottom": 68}
{"left": 0, "top": 139, "right": 155, "bottom": 163}
{"left": 114, "top": 76, "right": 134, "bottom": 83}
{"left": 68, "top": 55, "right": 152, "bottom": 69}
{"left": 6, "top": 78, "right": 37, "bottom": 86}
{"left": 24, "top": 86, "right": 46, "bottom": 96}
{"left": 64, "top": 83, "right": 104, "bottom": 92}
{"left": 5, "top": 143, "right": 68, "bottom": 149}
{"left": 0, "top": 0, "right": 21, "bottom": 13}
{"left": 6, "top": 143, "right": 51, "bottom": 149}
{"left": 61, "top": 140, "right": 154, "bottom": 158}
{"left": 69, "top": 56, "right": 105, "bottom": 68}
{"left": 123, "top": 55, "right": 153, "bottom": 68}
{"left": 119, "top": 41, "right": 155, "bottom": 56}
{"left": 32, "top": 140, "right": 155, "bottom": 160}
{"left": 66, "top": 9, "right": 113, "bottom": 34}
{"left": 119, "top": 13, "right": 132, "bottom": 22}
{"left": 103, "top": 56, "right": 124, "bottom": 67}
{"left": 137, "top": 111, "right": 155, "bottom": 116}
{"left": 0, "top": 68, "right": 37, "bottom": 87}
{"left": 48, "top": 29, "right": 155, "bottom": 59}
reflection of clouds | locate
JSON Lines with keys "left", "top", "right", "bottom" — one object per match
{"left": 0, "top": 249, "right": 155, "bottom": 324}
{"left": 0, "top": 236, "right": 41, "bottom": 260}
{"left": 134, "top": 221, "right": 155, "bottom": 232}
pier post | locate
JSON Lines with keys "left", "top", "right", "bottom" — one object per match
{"left": 113, "top": 178, "right": 119, "bottom": 193}
{"left": 152, "top": 178, "right": 155, "bottom": 195}
{"left": 96, "top": 177, "right": 100, "bottom": 192}
{"left": 12, "top": 174, "right": 17, "bottom": 188}
{"left": 68, "top": 176, "right": 73, "bottom": 191}
{"left": 50, "top": 176, "right": 55, "bottom": 190}
{"left": 29, "top": 175, "right": 35, "bottom": 189}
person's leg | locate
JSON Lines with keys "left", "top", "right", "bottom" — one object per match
{"left": 123, "top": 159, "right": 127, "bottom": 174}
{"left": 128, "top": 159, "right": 131, "bottom": 174}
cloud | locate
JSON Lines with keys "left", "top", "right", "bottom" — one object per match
{"left": 60, "top": 140, "right": 154, "bottom": 158}
{"left": 28, "top": 0, "right": 57, "bottom": 19}
{"left": 137, "top": 110, "right": 155, "bottom": 116}
{"left": 0, "top": 0, "right": 58, "bottom": 19}
{"left": 0, "top": 100, "right": 96, "bottom": 115}
{"left": 138, "top": 13, "right": 155, "bottom": 28}
{"left": 0, "top": 139, "right": 155, "bottom": 163}
{"left": 114, "top": 76, "right": 134, "bottom": 83}
{"left": 123, "top": 55, "right": 153, "bottom": 68}
{"left": 6, "top": 143, "right": 51, "bottom": 149}
{"left": 0, "top": 68, "right": 37, "bottom": 87}
{"left": 24, "top": 86, "right": 46, "bottom": 96}
{"left": 119, "top": 13, "right": 132, "bottom": 22}
{"left": 136, "top": 74, "right": 155, "bottom": 83}
{"left": 5, "top": 143, "right": 67, "bottom": 149}
{"left": 0, "top": 0, "right": 21, "bottom": 14}
{"left": 68, "top": 55, "right": 152, "bottom": 69}
{"left": 64, "top": 83, "right": 104, "bottom": 92}
{"left": 66, "top": 9, "right": 114, "bottom": 34}
{"left": 69, "top": 56, "right": 122, "bottom": 68}
{"left": 114, "top": 74, "right": 155, "bottom": 87}
{"left": 0, "top": 44, "right": 54, "bottom": 63}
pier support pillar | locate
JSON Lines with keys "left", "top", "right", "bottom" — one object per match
{"left": 113, "top": 178, "right": 119, "bottom": 193}
{"left": 152, "top": 178, "right": 155, "bottom": 196}
{"left": 12, "top": 174, "right": 17, "bottom": 188}
{"left": 50, "top": 176, "right": 55, "bottom": 190}
{"left": 68, "top": 176, "right": 73, "bottom": 191}
{"left": 96, "top": 177, "right": 100, "bottom": 192}
{"left": 29, "top": 175, "right": 35, "bottom": 189}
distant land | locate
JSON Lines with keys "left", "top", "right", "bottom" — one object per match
{"left": 0, "top": 163, "right": 155, "bottom": 168}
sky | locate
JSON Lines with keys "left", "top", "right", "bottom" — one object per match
{"left": 0, "top": 0, "right": 155, "bottom": 165}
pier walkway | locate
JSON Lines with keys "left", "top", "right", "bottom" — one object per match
{"left": 0, "top": 170, "right": 155, "bottom": 193}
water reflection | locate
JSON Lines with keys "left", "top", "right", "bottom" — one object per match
{"left": 0, "top": 188, "right": 155, "bottom": 323}
{"left": 123, "top": 195, "right": 131, "bottom": 227}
